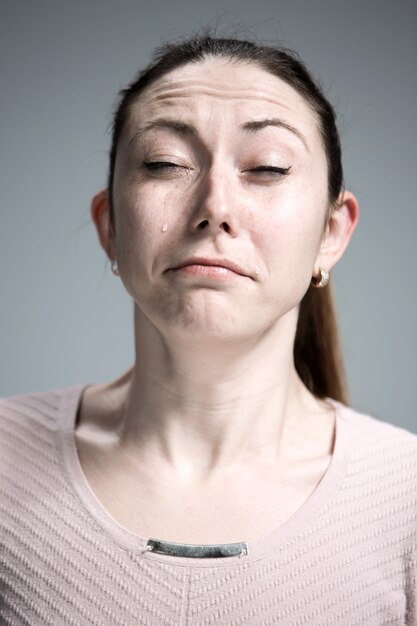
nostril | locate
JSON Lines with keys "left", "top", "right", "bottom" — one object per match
{"left": 196, "top": 219, "right": 231, "bottom": 232}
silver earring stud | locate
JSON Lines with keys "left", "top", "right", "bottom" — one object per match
{"left": 311, "top": 268, "right": 329, "bottom": 288}
{"left": 111, "top": 259, "right": 120, "bottom": 276}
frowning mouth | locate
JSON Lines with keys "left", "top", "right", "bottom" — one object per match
{"left": 169, "top": 257, "right": 253, "bottom": 281}
{"left": 170, "top": 257, "right": 249, "bottom": 278}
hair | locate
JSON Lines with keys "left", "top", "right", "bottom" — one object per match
{"left": 107, "top": 31, "right": 349, "bottom": 405}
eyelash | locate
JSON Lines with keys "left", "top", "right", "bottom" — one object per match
{"left": 143, "top": 161, "right": 291, "bottom": 176}
{"left": 144, "top": 161, "right": 182, "bottom": 170}
{"left": 249, "top": 165, "right": 291, "bottom": 176}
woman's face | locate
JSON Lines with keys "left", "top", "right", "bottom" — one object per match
{"left": 111, "top": 59, "right": 331, "bottom": 341}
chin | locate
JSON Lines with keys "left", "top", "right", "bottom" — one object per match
{"left": 169, "top": 314, "right": 247, "bottom": 342}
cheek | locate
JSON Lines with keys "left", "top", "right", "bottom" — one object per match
{"left": 113, "top": 181, "right": 167, "bottom": 261}
{"left": 112, "top": 182, "right": 190, "bottom": 311}
{"left": 114, "top": 167, "right": 189, "bottom": 232}
{"left": 251, "top": 188, "right": 327, "bottom": 281}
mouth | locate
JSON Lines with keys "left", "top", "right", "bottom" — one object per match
{"left": 170, "top": 257, "right": 249, "bottom": 277}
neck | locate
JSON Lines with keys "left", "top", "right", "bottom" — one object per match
{"left": 115, "top": 305, "right": 320, "bottom": 482}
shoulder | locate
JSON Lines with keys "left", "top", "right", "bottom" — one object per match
{"left": 0, "top": 385, "right": 80, "bottom": 428}
{"left": 0, "top": 385, "right": 85, "bottom": 468}
{"left": 337, "top": 401, "right": 417, "bottom": 457}
{"left": 324, "top": 403, "right": 417, "bottom": 592}
{"left": 337, "top": 401, "right": 417, "bottom": 481}
{"left": 335, "top": 401, "right": 417, "bottom": 533}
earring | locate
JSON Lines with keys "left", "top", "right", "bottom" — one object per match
{"left": 111, "top": 259, "right": 120, "bottom": 276}
{"left": 311, "top": 268, "right": 329, "bottom": 288}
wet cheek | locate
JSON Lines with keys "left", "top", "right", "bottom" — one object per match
{"left": 114, "top": 184, "right": 186, "bottom": 283}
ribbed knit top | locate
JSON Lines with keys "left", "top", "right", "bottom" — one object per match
{"left": 1, "top": 384, "right": 416, "bottom": 625}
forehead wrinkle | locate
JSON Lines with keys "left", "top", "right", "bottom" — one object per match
{"left": 146, "top": 89, "right": 293, "bottom": 112}
{"left": 142, "top": 77, "right": 302, "bottom": 111}
{"left": 147, "top": 74, "right": 295, "bottom": 97}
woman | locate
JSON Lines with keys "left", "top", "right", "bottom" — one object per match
{"left": 1, "top": 34, "right": 416, "bottom": 625}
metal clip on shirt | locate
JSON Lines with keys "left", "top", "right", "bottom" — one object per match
{"left": 146, "top": 538, "right": 249, "bottom": 558}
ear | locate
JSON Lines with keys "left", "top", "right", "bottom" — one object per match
{"left": 91, "top": 189, "right": 116, "bottom": 261}
{"left": 314, "top": 190, "right": 360, "bottom": 275}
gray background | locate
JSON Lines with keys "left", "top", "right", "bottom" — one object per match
{"left": 1, "top": 0, "right": 416, "bottom": 432}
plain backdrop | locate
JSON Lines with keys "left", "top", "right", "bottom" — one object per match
{"left": 0, "top": 0, "right": 416, "bottom": 432}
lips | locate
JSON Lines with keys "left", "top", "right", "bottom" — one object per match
{"left": 171, "top": 257, "right": 248, "bottom": 277}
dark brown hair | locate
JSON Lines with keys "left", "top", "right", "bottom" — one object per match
{"left": 107, "top": 32, "right": 349, "bottom": 405}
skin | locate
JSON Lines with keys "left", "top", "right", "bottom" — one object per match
{"left": 77, "top": 59, "right": 359, "bottom": 542}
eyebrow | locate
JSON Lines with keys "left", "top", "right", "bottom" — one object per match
{"left": 128, "top": 119, "right": 196, "bottom": 147}
{"left": 129, "top": 117, "right": 309, "bottom": 151}
{"left": 240, "top": 118, "right": 309, "bottom": 152}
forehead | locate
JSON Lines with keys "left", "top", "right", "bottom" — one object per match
{"left": 125, "top": 59, "right": 321, "bottom": 144}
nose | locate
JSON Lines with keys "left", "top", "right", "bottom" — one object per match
{"left": 189, "top": 165, "right": 239, "bottom": 237}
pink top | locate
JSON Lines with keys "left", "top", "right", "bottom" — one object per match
{"left": 1, "top": 384, "right": 416, "bottom": 625}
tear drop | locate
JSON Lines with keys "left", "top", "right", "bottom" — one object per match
{"left": 161, "top": 221, "right": 168, "bottom": 233}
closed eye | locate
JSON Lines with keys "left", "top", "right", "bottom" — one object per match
{"left": 143, "top": 161, "right": 186, "bottom": 171}
{"left": 249, "top": 165, "right": 291, "bottom": 175}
